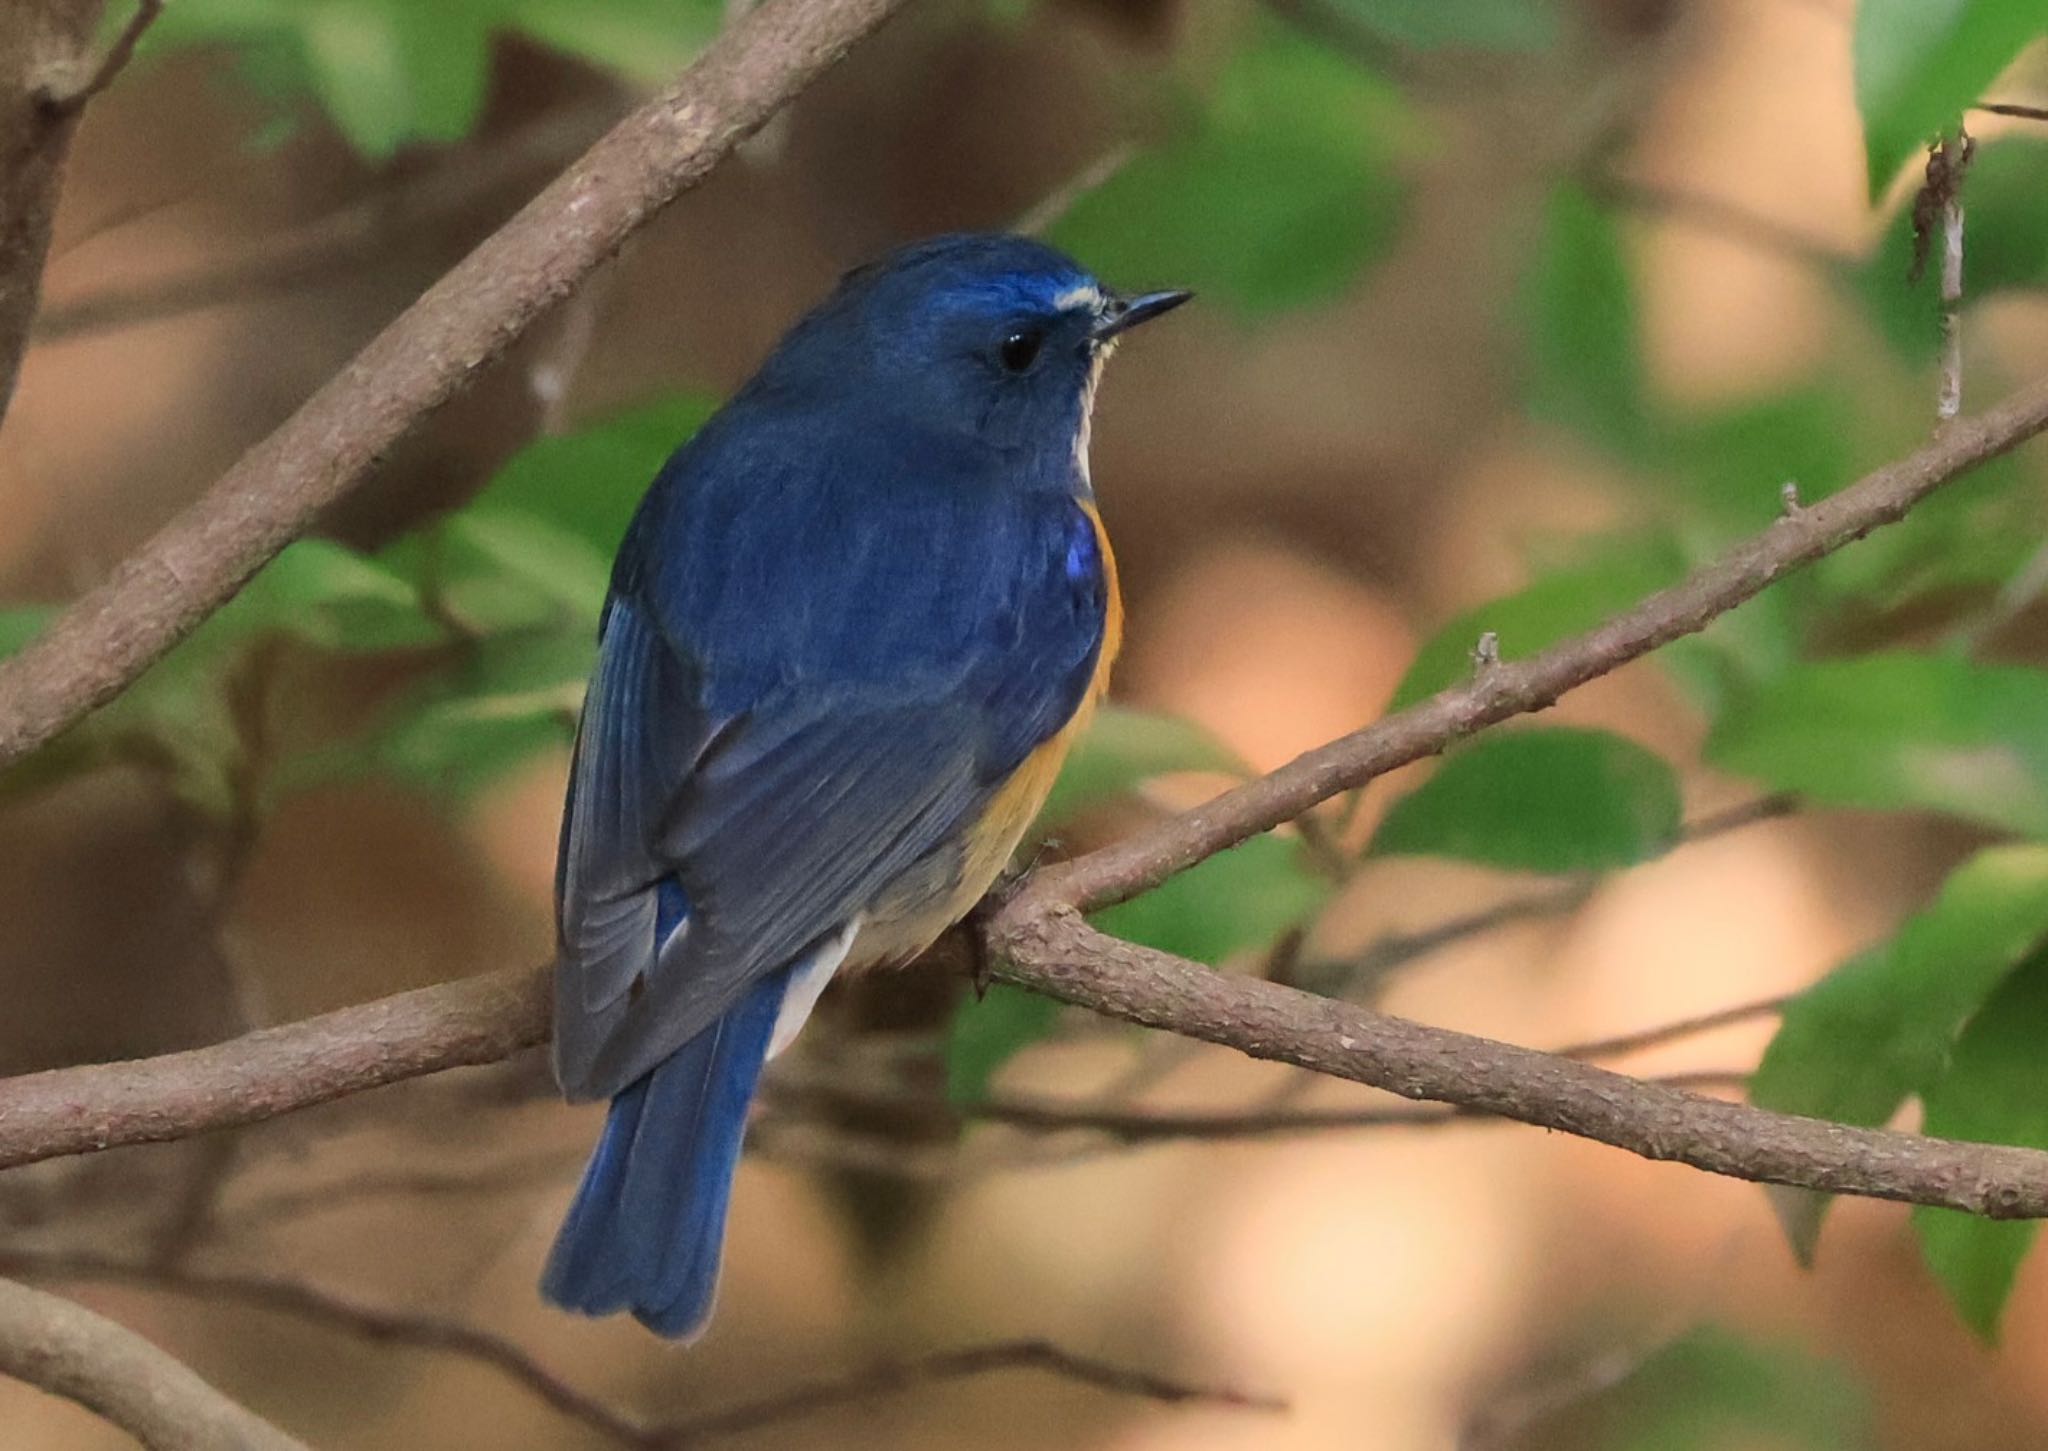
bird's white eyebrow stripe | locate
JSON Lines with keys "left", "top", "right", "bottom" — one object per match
{"left": 1053, "top": 283, "right": 1104, "bottom": 313}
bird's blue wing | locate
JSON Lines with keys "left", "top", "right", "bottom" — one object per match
{"left": 552, "top": 599, "right": 679, "bottom": 1003}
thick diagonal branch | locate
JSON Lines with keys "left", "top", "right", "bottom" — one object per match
{"left": 0, "top": 0, "right": 914, "bottom": 771}
{"left": 990, "top": 910, "right": 2048, "bottom": 1217}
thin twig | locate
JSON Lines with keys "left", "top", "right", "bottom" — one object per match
{"left": 1680, "top": 792, "right": 1799, "bottom": 841}
{"left": 776, "top": 1070, "right": 1749, "bottom": 1145}
{"left": 1591, "top": 176, "right": 1847, "bottom": 270}
{"left": 1023, "top": 362, "right": 2048, "bottom": 914}
{"left": 663, "top": 1338, "right": 1284, "bottom": 1440}
{"left": 1975, "top": 102, "right": 2048, "bottom": 124}
{"left": 1552, "top": 996, "right": 1792, "bottom": 1062}
{"left": 1014, "top": 142, "right": 1136, "bottom": 238}
{"left": 1315, "top": 794, "right": 1796, "bottom": 999}
{"left": 1460, "top": 1318, "right": 1697, "bottom": 1451}
{"left": 35, "top": 0, "right": 162, "bottom": 116}
{"left": 0, "top": 1251, "right": 1279, "bottom": 1445}
{"left": 1913, "top": 131, "right": 1975, "bottom": 429}
{"left": 217, "top": 1149, "right": 585, "bottom": 1233}
{"left": 1311, "top": 881, "right": 1592, "bottom": 998}
{"left": 0, "top": 1274, "right": 309, "bottom": 1451}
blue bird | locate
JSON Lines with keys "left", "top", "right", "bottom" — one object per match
{"left": 541, "top": 233, "right": 1189, "bottom": 1338}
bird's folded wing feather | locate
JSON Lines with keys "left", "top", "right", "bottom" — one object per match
{"left": 553, "top": 596, "right": 1002, "bottom": 1100}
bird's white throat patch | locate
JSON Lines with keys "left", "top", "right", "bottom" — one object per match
{"left": 1074, "top": 348, "right": 1107, "bottom": 484}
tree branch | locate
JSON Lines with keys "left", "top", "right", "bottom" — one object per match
{"left": 0, "top": 0, "right": 915, "bottom": 773}
{"left": 0, "top": 1274, "right": 308, "bottom": 1451}
{"left": 0, "top": 966, "right": 549, "bottom": 1171}
{"left": 0, "top": 0, "right": 107, "bottom": 427}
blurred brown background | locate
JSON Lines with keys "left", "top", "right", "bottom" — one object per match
{"left": 7, "top": 0, "right": 2048, "bottom": 1445}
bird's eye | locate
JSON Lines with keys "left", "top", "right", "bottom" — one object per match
{"left": 998, "top": 328, "right": 1046, "bottom": 374}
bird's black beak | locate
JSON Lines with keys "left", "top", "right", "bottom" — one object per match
{"left": 1091, "top": 289, "right": 1194, "bottom": 343}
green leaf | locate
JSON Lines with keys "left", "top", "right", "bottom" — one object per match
{"left": 1667, "top": 388, "right": 1862, "bottom": 533}
{"left": 469, "top": 395, "right": 716, "bottom": 558}
{"left": 511, "top": 0, "right": 717, "bottom": 83}
{"left": 437, "top": 511, "right": 611, "bottom": 632}
{"left": 1523, "top": 183, "right": 1652, "bottom": 458}
{"left": 233, "top": 538, "right": 441, "bottom": 652}
{"left": 1914, "top": 946, "right": 2048, "bottom": 1339}
{"left": 1370, "top": 728, "right": 1682, "bottom": 873}
{"left": 299, "top": 4, "right": 493, "bottom": 158}
{"left": 1390, "top": 540, "right": 1685, "bottom": 710}
{"left": 1039, "top": 707, "right": 1245, "bottom": 829}
{"left": 1657, "top": 579, "right": 1804, "bottom": 722}
{"left": 1814, "top": 445, "right": 2040, "bottom": 613}
{"left": 1092, "top": 835, "right": 1329, "bottom": 965}
{"left": 92, "top": 630, "right": 247, "bottom": 815}
{"left": 1050, "top": 23, "right": 1409, "bottom": 313}
{"left": 1751, "top": 844, "right": 2048, "bottom": 1258}
{"left": 1323, "top": 0, "right": 1560, "bottom": 51}
{"left": 24, "top": 538, "right": 441, "bottom": 813}
{"left": 1853, "top": 0, "right": 2044, "bottom": 197}
{"left": 1594, "top": 1324, "right": 1873, "bottom": 1451}
{"left": 1706, "top": 652, "right": 2048, "bottom": 837}
{"left": 368, "top": 631, "right": 593, "bottom": 796}
{"left": 144, "top": 0, "right": 718, "bottom": 159}
{"left": 946, "top": 986, "right": 1061, "bottom": 1104}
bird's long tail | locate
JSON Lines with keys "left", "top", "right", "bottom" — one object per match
{"left": 541, "top": 965, "right": 791, "bottom": 1340}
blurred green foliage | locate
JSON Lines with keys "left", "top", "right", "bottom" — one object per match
{"left": 1091, "top": 834, "right": 1330, "bottom": 965}
{"left": 946, "top": 985, "right": 1061, "bottom": 1103}
{"left": 1371, "top": 727, "right": 1682, "bottom": 873}
{"left": 1915, "top": 946, "right": 2048, "bottom": 1339}
{"left": 138, "top": 0, "right": 719, "bottom": 155}
{"left": 1707, "top": 654, "right": 2048, "bottom": 837}
{"left": 4, "top": 0, "right": 2048, "bottom": 1354}
{"left": 1331, "top": 0, "right": 1561, "bottom": 54}
{"left": 1037, "top": 706, "right": 1245, "bottom": 830}
{"left": 1751, "top": 848, "right": 2048, "bottom": 1263}
{"left": 1585, "top": 1324, "right": 1873, "bottom": 1451}
{"left": 1050, "top": 20, "right": 1410, "bottom": 313}
{"left": 1523, "top": 185, "right": 1653, "bottom": 459}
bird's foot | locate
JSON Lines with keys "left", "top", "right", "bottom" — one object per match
{"left": 960, "top": 836, "right": 1059, "bottom": 999}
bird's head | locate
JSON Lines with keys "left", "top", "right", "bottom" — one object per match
{"left": 750, "top": 233, "right": 1190, "bottom": 479}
